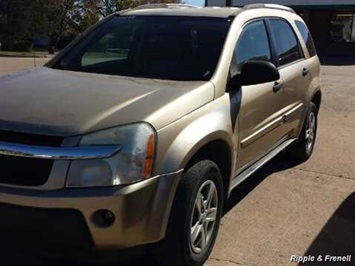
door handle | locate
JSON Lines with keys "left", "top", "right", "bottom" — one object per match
{"left": 302, "top": 68, "right": 309, "bottom": 77}
{"left": 273, "top": 82, "right": 283, "bottom": 92}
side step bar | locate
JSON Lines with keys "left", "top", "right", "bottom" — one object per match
{"left": 229, "top": 138, "right": 296, "bottom": 194}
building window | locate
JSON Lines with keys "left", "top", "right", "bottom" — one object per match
{"left": 330, "top": 12, "right": 355, "bottom": 43}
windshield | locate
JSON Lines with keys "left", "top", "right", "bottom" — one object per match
{"left": 52, "top": 15, "right": 231, "bottom": 81}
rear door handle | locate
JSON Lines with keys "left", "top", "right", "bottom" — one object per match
{"left": 302, "top": 68, "right": 309, "bottom": 77}
{"left": 273, "top": 82, "right": 283, "bottom": 92}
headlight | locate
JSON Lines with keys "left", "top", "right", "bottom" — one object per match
{"left": 66, "top": 123, "right": 155, "bottom": 187}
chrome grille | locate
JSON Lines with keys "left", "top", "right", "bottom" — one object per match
{"left": 0, "top": 155, "right": 54, "bottom": 186}
{"left": 0, "top": 130, "right": 63, "bottom": 186}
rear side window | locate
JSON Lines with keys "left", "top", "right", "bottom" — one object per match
{"left": 268, "top": 19, "right": 302, "bottom": 66}
{"left": 295, "top": 20, "right": 317, "bottom": 57}
{"left": 234, "top": 20, "right": 271, "bottom": 72}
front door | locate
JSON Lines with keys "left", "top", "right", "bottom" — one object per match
{"left": 229, "top": 19, "right": 286, "bottom": 171}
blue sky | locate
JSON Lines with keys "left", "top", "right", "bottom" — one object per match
{"left": 185, "top": 0, "right": 205, "bottom": 6}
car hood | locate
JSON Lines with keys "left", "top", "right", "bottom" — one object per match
{"left": 0, "top": 67, "right": 214, "bottom": 136}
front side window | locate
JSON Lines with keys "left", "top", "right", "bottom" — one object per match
{"left": 53, "top": 16, "right": 231, "bottom": 81}
{"left": 329, "top": 11, "right": 355, "bottom": 43}
{"left": 295, "top": 20, "right": 317, "bottom": 57}
{"left": 268, "top": 19, "right": 302, "bottom": 66}
{"left": 234, "top": 20, "right": 271, "bottom": 73}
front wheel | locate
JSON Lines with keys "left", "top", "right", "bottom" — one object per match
{"left": 150, "top": 160, "right": 223, "bottom": 266}
{"left": 288, "top": 102, "right": 318, "bottom": 162}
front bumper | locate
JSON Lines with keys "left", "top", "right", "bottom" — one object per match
{"left": 0, "top": 170, "right": 182, "bottom": 250}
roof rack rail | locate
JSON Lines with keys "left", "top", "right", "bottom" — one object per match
{"left": 134, "top": 3, "right": 199, "bottom": 10}
{"left": 243, "top": 3, "right": 296, "bottom": 14}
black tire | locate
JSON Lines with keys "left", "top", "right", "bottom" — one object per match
{"left": 150, "top": 160, "right": 223, "bottom": 266}
{"left": 288, "top": 102, "right": 318, "bottom": 162}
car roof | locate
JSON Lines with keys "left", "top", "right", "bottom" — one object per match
{"left": 121, "top": 7, "right": 241, "bottom": 18}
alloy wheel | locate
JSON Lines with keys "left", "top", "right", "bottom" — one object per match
{"left": 190, "top": 180, "right": 218, "bottom": 254}
{"left": 305, "top": 111, "right": 316, "bottom": 153}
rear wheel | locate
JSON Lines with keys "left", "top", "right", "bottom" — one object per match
{"left": 150, "top": 160, "right": 223, "bottom": 266}
{"left": 288, "top": 102, "right": 318, "bottom": 162}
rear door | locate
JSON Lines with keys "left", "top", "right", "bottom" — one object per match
{"left": 266, "top": 18, "right": 313, "bottom": 138}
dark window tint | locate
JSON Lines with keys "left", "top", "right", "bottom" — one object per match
{"left": 235, "top": 20, "right": 271, "bottom": 72}
{"left": 53, "top": 16, "right": 231, "bottom": 81}
{"left": 295, "top": 20, "right": 316, "bottom": 57}
{"left": 269, "top": 19, "right": 302, "bottom": 66}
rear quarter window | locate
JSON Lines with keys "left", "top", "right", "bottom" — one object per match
{"left": 295, "top": 20, "right": 317, "bottom": 57}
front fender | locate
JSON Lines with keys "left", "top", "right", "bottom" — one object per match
{"left": 154, "top": 94, "right": 234, "bottom": 175}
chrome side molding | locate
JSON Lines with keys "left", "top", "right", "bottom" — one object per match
{"left": 0, "top": 141, "right": 121, "bottom": 160}
{"left": 241, "top": 117, "right": 283, "bottom": 149}
{"left": 283, "top": 103, "right": 303, "bottom": 122}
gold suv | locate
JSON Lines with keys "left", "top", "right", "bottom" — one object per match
{"left": 0, "top": 3, "right": 321, "bottom": 266}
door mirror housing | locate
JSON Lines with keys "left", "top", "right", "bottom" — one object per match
{"left": 230, "top": 61, "right": 280, "bottom": 88}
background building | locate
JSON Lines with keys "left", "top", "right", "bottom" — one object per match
{"left": 206, "top": 0, "right": 355, "bottom": 56}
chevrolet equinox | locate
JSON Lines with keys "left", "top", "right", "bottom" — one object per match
{"left": 0, "top": 3, "right": 321, "bottom": 266}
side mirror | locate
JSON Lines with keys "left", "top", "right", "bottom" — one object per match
{"left": 229, "top": 61, "right": 280, "bottom": 89}
{"left": 240, "top": 61, "right": 280, "bottom": 86}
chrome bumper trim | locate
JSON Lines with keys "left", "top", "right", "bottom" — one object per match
{"left": 0, "top": 141, "right": 121, "bottom": 160}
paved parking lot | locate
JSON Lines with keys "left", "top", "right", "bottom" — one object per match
{"left": 0, "top": 57, "right": 354, "bottom": 266}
